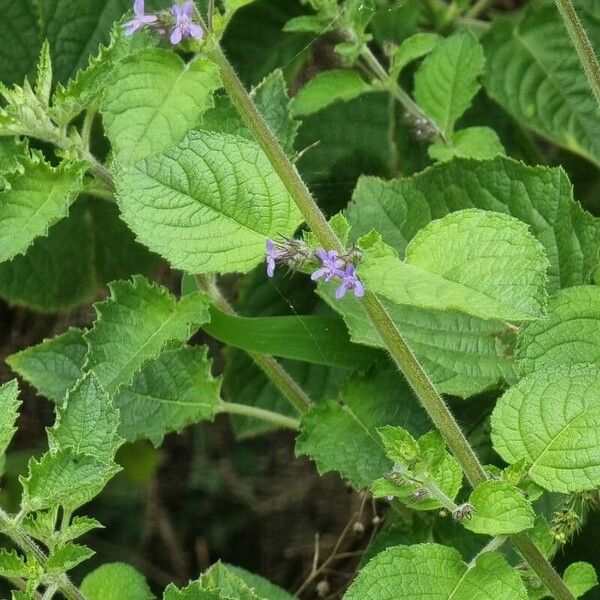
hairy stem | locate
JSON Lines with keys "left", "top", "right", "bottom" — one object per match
{"left": 554, "top": 0, "right": 600, "bottom": 109}
{"left": 196, "top": 275, "right": 313, "bottom": 414}
{"left": 210, "top": 41, "right": 575, "bottom": 600}
{"left": 0, "top": 509, "right": 86, "bottom": 600}
{"left": 220, "top": 401, "right": 300, "bottom": 430}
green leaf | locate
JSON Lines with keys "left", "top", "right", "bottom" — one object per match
{"left": 563, "top": 562, "right": 598, "bottom": 598}
{"left": 201, "top": 69, "right": 299, "bottom": 157}
{"left": 164, "top": 583, "right": 221, "bottom": 600}
{"left": 21, "top": 448, "right": 120, "bottom": 511}
{"left": 378, "top": 426, "right": 420, "bottom": 464}
{"left": 46, "top": 543, "right": 94, "bottom": 574}
{"left": 414, "top": 30, "right": 485, "bottom": 136}
{"left": 391, "top": 32, "right": 442, "bottom": 78}
{"left": 0, "top": 138, "right": 28, "bottom": 175}
{"left": 52, "top": 23, "right": 159, "bottom": 124}
{"left": 491, "top": 364, "right": 600, "bottom": 493}
{"left": 344, "top": 545, "right": 527, "bottom": 600}
{"left": 222, "top": 565, "right": 294, "bottom": 600}
{"left": 482, "top": 1, "right": 600, "bottom": 167}
{"left": 81, "top": 562, "right": 155, "bottom": 600}
{"left": 116, "top": 130, "right": 303, "bottom": 274}
{"left": 101, "top": 50, "right": 221, "bottom": 164}
{"left": 0, "top": 0, "right": 41, "bottom": 86}
{"left": 296, "top": 370, "right": 429, "bottom": 489}
{"left": 319, "top": 286, "right": 517, "bottom": 399}
{"left": 290, "top": 70, "right": 372, "bottom": 117}
{"left": 464, "top": 480, "right": 535, "bottom": 535}
{"left": 428, "top": 127, "right": 504, "bottom": 161}
{"left": 84, "top": 277, "right": 209, "bottom": 394}
{"left": 283, "top": 15, "right": 324, "bottom": 33}
{"left": 0, "top": 549, "right": 28, "bottom": 578}
{"left": 58, "top": 516, "right": 104, "bottom": 544}
{"left": 200, "top": 563, "right": 260, "bottom": 600}
{"left": 0, "top": 154, "right": 85, "bottom": 262}
{"left": 0, "top": 380, "right": 20, "bottom": 456}
{"left": 517, "top": 286, "right": 600, "bottom": 376}
{"left": 35, "top": 41, "right": 52, "bottom": 107}
{"left": 204, "top": 307, "right": 381, "bottom": 369}
{"left": 48, "top": 373, "right": 122, "bottom": 462}
{"left": 115, "top": 346, "right": 221, "bottom": 446}
{"left": 36, "top": 0, "right": 132, "bottom": 83}
{"left": 358, "top": 209, "right": 548, "bottom": 322}
{"left": 347, "top": 157, "right": 600, "bottom": 292}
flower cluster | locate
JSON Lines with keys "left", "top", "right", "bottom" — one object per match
{"left": 124, "top": 0, "right": 203, "bottom": 44}
{"left": 266, "top": 239, "right": 365, "bottom": 300}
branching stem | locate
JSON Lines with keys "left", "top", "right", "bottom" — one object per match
{"left": 209, "top": 40, "right": 575, "bottom": 600}
{"left": 219, "top": 402, "right": 300, "bottom": 430}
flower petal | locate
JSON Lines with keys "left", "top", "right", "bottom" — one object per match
{"left": 124, "top": 19, "right": 140, "bottom": 35}
{"left": 311, "top": 268, "right": 327, "bottom": 281}
{"left": 181, "top": 0, "right": 195, "bottom": 17}
{"left": 141, "top": 14, "right": 158, "bottom": 23}
{"left": 315, "top": 248, "right": 328, "bottom": 262}
{"left": 335, "top": 282, "right": 348, "bottom": 299}
{"left": 170, "top": 25, "right": 183, "bottom": 44}
{"left": 171, "top": 3, "right": 184, "bottom": 17}
{"left": 133, "top": 0, "right": 145, "bottom": 16}
{"left": 353, "top": 280, "right": 365, "bottom": 298}
{"left": 189, "top": 23, "right": 203, "bottom": 39}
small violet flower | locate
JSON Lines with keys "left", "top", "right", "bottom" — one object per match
{"left": 170, "top": 1, "right": 203, "bottom": 45}
{"left": 335, "top": 264, "right": 365, "bottom": 300}
{"left": 310, "top": 249, "right": 345, "bottom": 283}
{"left": 266, "top": 239, "right": 285, "bottom": 278}
{"left": 124, "top": 0, "right": 157, "bottom": 36}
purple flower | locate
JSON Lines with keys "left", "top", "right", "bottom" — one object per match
{"left": 311, "top": 249, "right": 345, "bottom": 283}
{"left": 266, "top": 239, "right": 284, "bottom": 278}
{"left": 335, "top": 264, "right": 365, "bottom": 299}
{"left": 124, "top": 0, "right": 157, "bottom": 36}
{"left": 170, "top": 1, "right": 203, "bottom": 44}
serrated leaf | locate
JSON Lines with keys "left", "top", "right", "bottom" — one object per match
{"left": 290, "top": 69, "right": 372, "bottom": 117}
{"left": 46, "top": 543, "right": 94, "bottom": 574}
{"left": 200, "top": 563, "right": 260, "bottom": 600}
{"left": 35, "top": 41, "right": 52, "bottom": 106}
{"left": 116, "top": 130, "right": 303, "bottom": 274}
{"left": 58, "top": 516, "right": 104, "bottom": 544}
{"left": 429, "top": 126, "right": 504, "bottom": 161}
{"left": 378, "top": 426, "right": 420, "bottom": 464}
{"left": 414, "top": 30, "right": 485, "bottom": 136}
{"left": 0, "top": 0, "right": 40, "bottom": 85}
{"left": 491, "top": 364, "right": 600, "bottom": 493}
{"left": 296, "top": 370, "right": 429, "bottom": 489}
{"left": 101, "top": 50, "right": 221, "bottom": 164}
{"left": 0, "top": 154, "right": 85, "bottom": 263}
{"left": 36, "top": 0, "right": 133, "bottom": 83}
{"left": 347, "top": 157, "right": 599, "bottom": 292}
{"left": 344, "top": 545, "right": 527, "bottom": 600}
{"left": 84, "top": 277, "right": 209, "bottom": 394}
{"left": 115, "top": 346, "right": 221, "bottom": 446}
{"left": 464, "top": 480, "right": 535, "bottom": 535}
{"left": 164, "top": 583, "right": 221, "bottom": 600}
{"left": 319, "top": 286, "right": 516, "bottom": 399}
{"left": 7, "top": 328, "right": 87, "bottom": 403}
{"left": 0, "top": 380, "right": 20, "bottom": 456}
{"left": 0, "top": 138, "right": 28, "bottom": 175}
{"left": 52, "top": 22, "right": 159, "bottom": 124}
{"left": 22, "top": 448, "right": 120, "bottom": 511}
{"left": 358, "top": 209, "right": 548, "bottom": 322}
{"left": 202, "top": 69, "right": 299, "bottom": 157}
{"left": 391, "top": 32, "right": 441, "bottom": 77}
{"left": 81, "top": 562, "right": 155, "bottom": 600}
{"left": 517, "top": 286, "right": 600, "bottom": 376}
{"left": 482, "top": 1, "right": 600, "bottom": 167}
{"left": 0, "top": 549, "right": 28, "bottom": 578}
{"left": 223, "top": 565, "right": 294, "bottom": 600}
{"left": 49, "top": 372, "right": 122, "bottom": 462}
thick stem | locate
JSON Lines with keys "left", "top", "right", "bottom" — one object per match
{"left": 554, "top": 0, "right": 600, "bottom": 109}
{"left": 211, "top": 41, "right": 575, "bottom": 600}
{"left": 219, "top": 401, "right": 300, "bottom": 430}
{"left": 196, "top": 275, "right": 313, "bottom": 414}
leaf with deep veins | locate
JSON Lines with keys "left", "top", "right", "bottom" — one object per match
{"left": 116, "top": 130, "right": 303, "bottom": 274}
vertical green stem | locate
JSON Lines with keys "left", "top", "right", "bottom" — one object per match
{"left": 554, "top": 0, "right": 600, "bottom": 109}
{"left": 209, "top": 41, "right": 575, "bottom": 600}
{"left": 196, "top": 275, "right": 313, "bottom": 414}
